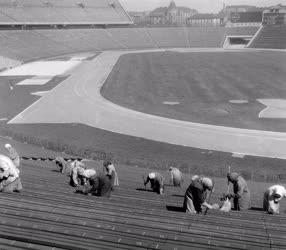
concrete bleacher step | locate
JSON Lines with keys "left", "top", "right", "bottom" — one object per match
{"left": 0, "top": 160, "right": 285, "bottom": 249}
{"left": 249, "top": 26, "right": 286, "bottom": 49}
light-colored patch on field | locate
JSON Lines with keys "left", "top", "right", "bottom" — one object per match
{"left": 8, "top": 48, "right": 286, "bottom": 159}
{"left": 0, "top": 118, "right": 8, "bottom": 121}
{"left": 232, "top": 152, "right": 245, "bottom": 158}
{"left": 70, "top": 56, "right": 88, "bottom": 61}
{"left": 257, "top": 99, "right": 286, "bottom": 119}
{"left": 229, "top": 100, "right": 248, "bottom": 104}
{"left": 0, "top": 61, "right": 81, "bottom": 76}
{"left": 17, "top": 76, "right": 53, "bottom": 86}
{"left": 31, "top": 91, "right": 49, "bottom": 97}
{"left": 163, "top": 101, "right": 180, "bottom": 105}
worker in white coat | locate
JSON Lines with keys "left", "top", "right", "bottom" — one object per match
{"left": 169, "top": 167, "right": 183, "bottom": 187}
{"left": 263, "top": 185, "right": 286, "bottom": 214}
{"left": 5, "top": 144, "right": 20, "bottom": 168}
{"left": 0, "top": 154, "right": 22, "bottom": 192}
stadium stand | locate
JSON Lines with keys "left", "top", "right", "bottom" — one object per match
{"left": 248, "top": 5, "right": 286, "bottom": 49}
{"left": 0, "top": 55, "right": 20, "bottom": 70}
{"left": 248, "top": 25, "right": 286, "bottom": 49}
{"left": 108, "top": 28, "right": 155, "bottom": 49}
{"left": 0, "top": 0, "right": 132, "bottom": 24}
{"left": 0, "top": 160, "right": 285, "bottom": 249}
{"left": 0, "top": 26, "right": 262, "bottom": 65}
{"left": 0, "top": 1, "right": 285, "bottom": 249}
{"left": 187, "top": 27, "right": 226, "bottom": 48}
{"left": 225, "top": 26, "right": 259, "bottom": 36}
{"left": 0, "top": 30, "right": 70, "bottom": 62}
{"left": 146, "top": 27, "right": 190, "bottom": 48}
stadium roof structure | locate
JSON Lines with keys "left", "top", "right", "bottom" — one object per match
{"left": 0, "top": 0, "right": 133, "bottom": 26}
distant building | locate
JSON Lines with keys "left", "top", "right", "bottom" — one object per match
{"left": 165, "top": 0, "right": 198, "bottom": 24}
{"left": 128, "top": 11, "right": 149, "bottom": 25}
{"left": 263, "top": 4, "right": 286, "bottom": 25}
{"left": 220, "top": 5, "right": 264, "bottom": 27}
{"left": 131, "top": 1, "right": 198, "bottom": 26}
{"left": 187, "top": 13, "right": 223, "bottom": 26}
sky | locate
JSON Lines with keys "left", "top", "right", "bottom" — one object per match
{"left": 119, "top": 0, "right": 283, "bottom": 13}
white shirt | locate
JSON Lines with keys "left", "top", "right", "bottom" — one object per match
{"left": 268, "top": 185, "right": 286, "bottom": 199}
{"left": 0, "top": 154, "right": 19, "bottom": 183}
{"left": 266, "top": 185, "right": 286, "bottom": 214}
{"left": 82, "top": 169, "right": 96, "bottom": 178}
{"left": 170, "top": 168, "right": 182, "bottom": 180}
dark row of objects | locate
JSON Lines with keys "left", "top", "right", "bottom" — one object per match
{"left": 21, "top": 156, "right": 83, "bottom": 162}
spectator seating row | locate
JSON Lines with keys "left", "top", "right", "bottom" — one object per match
{"left": 0, "top": 55, "right": 20, "bottom": 71}
{"left": 0, "top": 0, "right": 131, "bottom": 24}
{"left": 0, "top": 27, "right": 259, "bottom": 65}
{"left": 248, "top": 25, "right": 286, "bottom": 49}
{"left": 0, "top": 160, "right": 285, "bottom": 249}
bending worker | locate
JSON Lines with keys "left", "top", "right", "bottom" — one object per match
{"left": 144, "top": 172, "right": 164, "bottom": 195}
{"left": 227, "top": 172, "right": 251, "bottom": 211}
{"left": 69, "top": 160, "right": 86, "bottom": 187}
{"left": 169, "top": 166, "right": 183, "bottom": 187}
{"left": 55, "top": 156, "right": 68, "bottom": 174}
{"left": 0, "top": 154, "right": 22, "bottom": 192}
{"left": 263, "top": 185, "right": 286, "bottom": 214}
{"left": 103, "top": 161, "right": 119, "bottom": 188}
{"left": 183, "top": 176, "right": 218, "bottom": 214}
{"left": 78, "top": 172, "right": 112, "bottom": 198}
{"left": 5, "top": 144, "right": 20, "bottom": 168}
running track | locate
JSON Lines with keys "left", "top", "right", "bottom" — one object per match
{"left": 8, "top": 48, "right": 286, "bottom": 159}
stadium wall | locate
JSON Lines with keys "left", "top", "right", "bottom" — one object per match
{"left": 0, "top": 27, "right": 259, "bottom": 64}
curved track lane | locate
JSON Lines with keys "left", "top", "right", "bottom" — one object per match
{"left": 8, "top": 48, "right": 286, "bottom": 159}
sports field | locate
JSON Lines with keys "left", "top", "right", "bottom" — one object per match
{"left": 2, "top": 49, "right": 286, "bottom": 180}
{"left": 102, "top": 50, "right": 286, "bottom": 132}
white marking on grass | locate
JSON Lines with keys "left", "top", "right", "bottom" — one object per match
{"left": 17, "top": 76, "right": 52, "bottom": 86}
{"left": 0, "top": 61, "right": 81, "bottom": 76}
{"left": 31, "top": 91, "right": 49, "bottom": 97}
{"left": 70, "top": 56, "right": 87, "bottom": 61}
{"left": 229, "top": 100, "right": 248, "bottom": 104}
{"left": 0, "top": 118, "right": 8, "bottom": 121}
{"left": 163, "top": 101, "right": 180, "bottom": 105}
{"left": 258, "top": 99, "right": 286, "bottom": 119}
{"left": 232, "top": 152, "right": 245, "bottom": 158}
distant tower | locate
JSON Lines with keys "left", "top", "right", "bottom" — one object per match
{"left": 167, "top": 0, "right": 177, "bottom": 24}
{"left": 168, "top": 0, "right": 176, "bottom": 10}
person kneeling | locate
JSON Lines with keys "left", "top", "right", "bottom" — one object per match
{"left": 0, "top": 155, "right": 22, "bottom": 193}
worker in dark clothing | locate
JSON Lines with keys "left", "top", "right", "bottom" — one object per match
{"left": 227, "top": 172, "right": 251, "bottom": 211}
{"left": 144, "top": 172, "right": 164, "bottom": 194}
{"left": 103, "top": 161, "right": 119, "bottom": 189}
{"left": 78, "top": 173, "right": 112, "bottom": 198}
{"left": 183, "top": 176, "right": 219, "bottom": 214}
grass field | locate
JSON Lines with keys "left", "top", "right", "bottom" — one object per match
{"left": 102, "top": 51, "right": 286, "bottom": 132}
{"left": 2, "top": 123, "right": 286, "bottom": 182}
{"left": 1, "top": 51, "right": 286, "bottom": 181}
{"left": 0, "top": 75, "right": 67, "bottom": 120}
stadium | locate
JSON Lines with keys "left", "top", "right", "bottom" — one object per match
{"left": 0, "top": 0, "right": 286, "bottom": 249}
